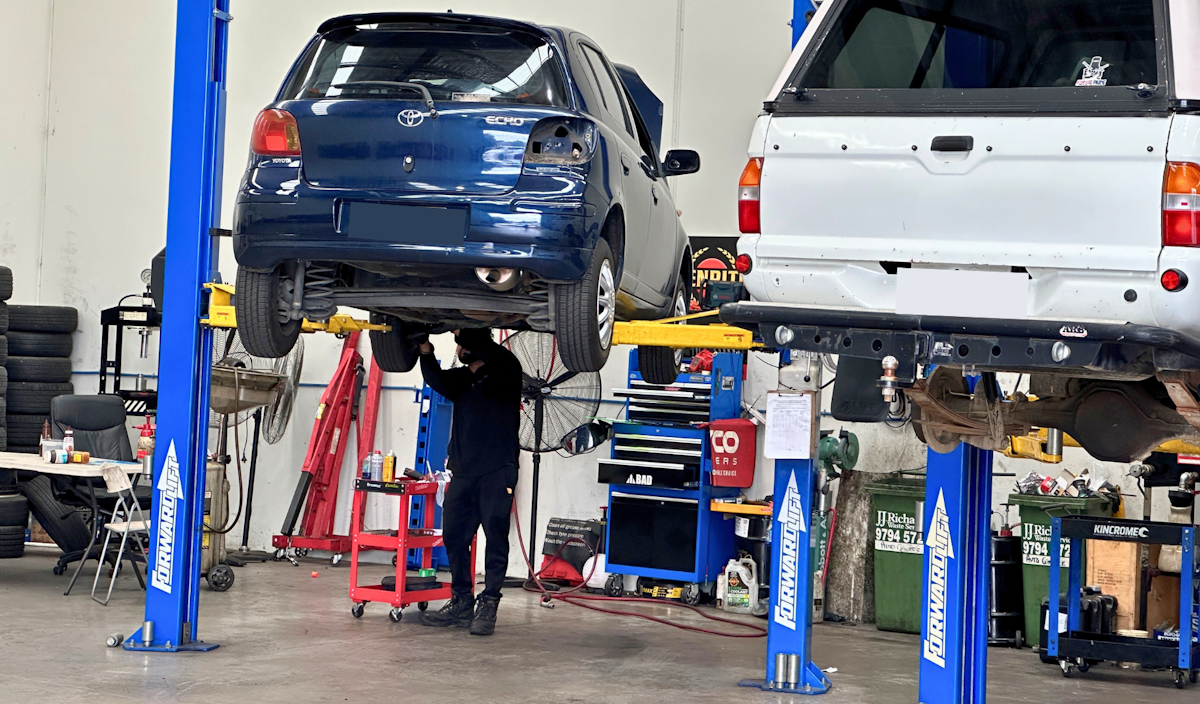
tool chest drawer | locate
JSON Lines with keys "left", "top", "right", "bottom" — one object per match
{"left": 614, "top": 380, "right": 711, "bottom": 425}
{"left": 598, "top": 459, "right": 700, "bottom": 488}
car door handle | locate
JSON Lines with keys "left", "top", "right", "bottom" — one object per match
{"left": 651, "top": 185, "right": 659, "bottom": 205}
{"left": 931, "top": 135, "right": 974, "bottom": 152}
{"left": 620, "top": 154, "right": 631, "bottom": 175}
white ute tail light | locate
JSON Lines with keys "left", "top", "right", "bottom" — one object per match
{"left": 1163, "top": 161, "right": 1200, "bottom": 246}
{"left": 738, "top": 158, "right": 762, "bottom": 234}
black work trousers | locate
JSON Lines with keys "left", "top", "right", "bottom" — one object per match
{"left": 443, "top": 465, "right": 517, "bottom": 600}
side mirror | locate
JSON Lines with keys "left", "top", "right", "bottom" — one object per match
{"left": 561, "top": 420, "right": 614, "bottom": 456}
{"left": 662, "top": 149, "right": 700, "bottom": 176}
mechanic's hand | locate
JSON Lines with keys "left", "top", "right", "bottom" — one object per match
{"left": 419, "top": 340, "right": 433, "bottom": 354}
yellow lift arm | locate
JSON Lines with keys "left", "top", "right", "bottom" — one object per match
{"left": 611, "top": 310, "right": 759, "bottom": 350}
{"left": 200, "top": 283, "right": 390, "bottom": 334}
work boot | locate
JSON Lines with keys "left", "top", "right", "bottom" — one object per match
{"left": 420, "top": 593, "right": 474, "bottom": 628}
{"left": 469, "top": 594, "right": 500, "bottom": 636}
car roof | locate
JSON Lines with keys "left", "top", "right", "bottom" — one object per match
{"left": 316, "top": 12, "right": 566, "bottom": 42}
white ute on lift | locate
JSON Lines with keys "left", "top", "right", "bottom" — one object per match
{"left": 724, "top": 0, "right": 1200, "bottom": 463}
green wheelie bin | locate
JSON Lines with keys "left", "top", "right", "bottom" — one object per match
{"left": 868, "top": 477, "right": 926, "bottom": 633}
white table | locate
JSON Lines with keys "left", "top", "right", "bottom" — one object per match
{"left": 0, "top": 451, "right": 142, "bottom": 478}
{"left": 0, "top": 451, "right": 147, "bottom": 594}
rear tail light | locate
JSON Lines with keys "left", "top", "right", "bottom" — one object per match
{"left": 1162, "top": 269, "right": 1189, "bottom": 292}
{"left": 1163, "top": 161, "right": 1200, "bottom": 246}
{"left": 738, "top": 158, "right": 763, "bottom": 234}
{"left": 251, "top": 109, "right": 301, "bottom": 156}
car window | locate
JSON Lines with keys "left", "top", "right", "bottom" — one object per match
{"left": 579, "top": 44, "right": 636, "bottom": 138}
{"left": 799, "top": 0, "right": 1157, "bottom": 90}
{"left": 281, "top": 24, "right": 569, "bottom": 106}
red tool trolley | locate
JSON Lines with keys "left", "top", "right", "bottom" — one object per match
{"left": 348, "top": 474, "right": 476, "bottom": 622}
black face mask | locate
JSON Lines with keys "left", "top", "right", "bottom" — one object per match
{"left": 459, "top": 350, "right": 479, "bottom": 365}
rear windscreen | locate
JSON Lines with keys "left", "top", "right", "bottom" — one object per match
{"left": 798, "top": 0, "right": 1157, "bottom": 90}
{"left": 281, "top": 24, "right": 569, "bottom": 106}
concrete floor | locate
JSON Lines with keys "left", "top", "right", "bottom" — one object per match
{"left": 0, "top": 546, "right": 1195, "bottom": 703}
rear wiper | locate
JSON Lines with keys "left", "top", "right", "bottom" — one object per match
{"left": 330, "top": 81, "right": 439, "bottom": 118}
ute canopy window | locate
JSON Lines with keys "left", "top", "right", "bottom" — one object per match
{"left": 788, "top": 0, "right": 1163, "bottom": 110}
{"left": 282, "top": 24, "right": 569, "bottom": 107}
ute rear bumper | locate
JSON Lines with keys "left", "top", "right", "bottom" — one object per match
{"left": 719, "top": 302, "right": 1200, "bottom": 379}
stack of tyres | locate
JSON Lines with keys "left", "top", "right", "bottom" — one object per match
{"left": 0, "top": 268, "right": 12, "bottom": 452}
{"left": 4, "top": 305, "right": 76, "bottom": 453}
{"left": 0, "top": 487, "right": 29, "bottom": 558}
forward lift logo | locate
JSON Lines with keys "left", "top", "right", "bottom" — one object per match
{"left": 922, "top": 490, "right": 955, "bottom": 668}
{"left": 774, "top": 470, "right": 807, "bottom": 631}
{"left": 151, "top": 441, "right": 185, "bottom": 594}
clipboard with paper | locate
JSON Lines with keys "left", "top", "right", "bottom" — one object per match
{"left": 764, "top": 390, "right": 817, "bottom": 459}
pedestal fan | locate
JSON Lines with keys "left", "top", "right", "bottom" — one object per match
{"left": 501, "top": 331, "right": 601, "bottom": 581}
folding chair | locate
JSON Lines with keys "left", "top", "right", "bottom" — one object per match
{"left": 90, "top": 463, "right": 149, "bottom": 605}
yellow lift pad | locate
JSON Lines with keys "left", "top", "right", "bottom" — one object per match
{"left": 612, "top": 310, "right": 759, "bottom": 350}
{"left": 200, "top": 283, "right": 389, "bottom": 334}
{"left": 1004, "top": 426, "right": 1200, "bottom": 464}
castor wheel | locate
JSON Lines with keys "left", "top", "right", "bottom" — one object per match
{"left": 295, "top": 548, "right": 309, "bottom": 558}
{"left": 206, "top": 564, "right": 235, "bottom": 592}
{"left": 418, "top": 601, "right": 429, "bottom": 611}
{"left": 389, "top": 608, "right": 403, "bottom": 623}
{"left": 330, "top": 553, "right": 343, "bottom": 567}
{"left": 1190, "top": 668, "right": 1198, "bottom": 684}
{"left": 351, "top": 602, "right": 365, "bottom": 618}
{"left": 52, "top": 564, "right": 65, "bottom": 576}
{"left": 1076, "top": 658, "right": 1090, "bottom": 673}
{"left": 106, "top": 633, "right": 124, "bottom": 648}
{"left": 1176, "top": 670, "right": 1188, "bottom": 689}
{"left": 1059, "top": 659, "right": 1073, "bottom": 677}
{"left": 681, "top": 582, "right": 701, "bottom": 605}
{"left": 273, "top": 548, "right": 286, "bottom": 561}
{"left": 604, "top": 573, "right": 623, "bottom": 597}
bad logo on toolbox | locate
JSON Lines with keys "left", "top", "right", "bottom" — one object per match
{"left": 922, "top": 490, "right": 955, "bottom": 668}
{"left": 774, "top": 469, "right": 807, "bottom": 631}
{"left": 151, "top": 440, "right": 186, "bottom": 594}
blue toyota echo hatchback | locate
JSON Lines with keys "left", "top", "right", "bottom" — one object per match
{"left": 233, "top": 12, "right": 700, "bottom": 383}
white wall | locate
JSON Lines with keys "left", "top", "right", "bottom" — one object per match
{"left": 3, "top": 1, "right": 796, "bottom": 579}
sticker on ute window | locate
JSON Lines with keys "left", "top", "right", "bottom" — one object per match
{"left": 1075, "top": 56, "right": 1110, "bottom": 87}
{"left": 452, "top": 92, "right": 492, "bottom": 102}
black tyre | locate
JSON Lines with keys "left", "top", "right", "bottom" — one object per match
{"left": 8, "top": 305, "right": 76, "bottom": 333}
{"left": 0, "top": 267, "right": 12, "bottom": 301}
{"left": 0, "top": 494, "right": 28, "bottom": 526}
{"left": 235, "top": 266, "right": 301, "bottom": 359}
{"left": 7, "top": 331, "right": 72, "bottom": 358}
{"left": 207, "top": 564, "right": 235, "bottom": 591}
{"left": 0, "top": 366, "right": 7, "bottom": 395}
{"left": 7, "top": 415, "right": 46, "bottom": 447}
{"left": 0, "top": 302, "right": 9, "bottom": 335}
{"left": 8, "top": 382, "right": 72, "bottom": 414}
{"left": 6, "top": 357, "right": 72, "bottom": 383}
{"left": 369, "top": 315, "right": 422, "bottom": 373}
{"left": 555, "top": 239, "right": 615, "bottom": 373}
{"left": 0, "top": 525, "right": 24, "bottom": 541}
{"left": 638, "top": 281, "right": 688, "bottom": 386}
{"left": 0, "top": 335, "right": 8, "bottom": 367}
{"left": 0, "top": 427, "right": 8, "bottom": 452}
{"left": 19, "top": 475, "right": 91, "bottom": 553}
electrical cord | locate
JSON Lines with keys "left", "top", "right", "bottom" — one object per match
{"left": 510, "top": 502, "right": 766, "bottom": 638}
{"left": 205, "top": 371, "right": 246, "bottom": 534}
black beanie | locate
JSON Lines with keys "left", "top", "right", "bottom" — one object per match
{"left": 455, "top": 328, "right": 493, "bottom": 350}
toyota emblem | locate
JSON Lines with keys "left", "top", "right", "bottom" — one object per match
{"left": 397, "top": 109, "right": 424, "bottom": 127}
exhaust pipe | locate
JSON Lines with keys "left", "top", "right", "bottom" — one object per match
{"left": 475, "top": 267, "right": 521, "bottom": 291}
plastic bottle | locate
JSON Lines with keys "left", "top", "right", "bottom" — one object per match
{"left": 63, "top": 428, "right": 74, "bottom": 454}
{"left": 361, "top": 456, "right": 373, "bottom": 481}
{"left": 371, "top": 450, "right": 384, "bottom": 481}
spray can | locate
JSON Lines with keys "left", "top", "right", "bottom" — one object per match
{"left": 361, "top": 455, "right": 373, "bottom": 481}
{"left": 371, "top": 450, "right": 384, "bottom": 482}
{"left": 383, "top": 452, "right": 396, "bottom": 483}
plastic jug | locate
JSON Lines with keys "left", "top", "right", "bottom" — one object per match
{"left": 716, "top": 557, "right": 762, "bottom": 615}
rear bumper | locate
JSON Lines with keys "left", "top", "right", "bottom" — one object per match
{"left": 719, "top": 302, "right": 1200, "bottom": 377}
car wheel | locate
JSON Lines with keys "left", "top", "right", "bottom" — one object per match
{"left": 369, "top": 314, "right": 421, "bottom": 373}
{"left": 555, "top": 239, "right": 615, "bottom": 373}
{"left": 236, "top": 265, "right": 301, "bottom": 359}
{"left": 638, "top": 283, "right": 687, "bottom": 385}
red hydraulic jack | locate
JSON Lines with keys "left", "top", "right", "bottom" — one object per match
{"left": 273, "top": 332, "right": 383, "bottom": 566}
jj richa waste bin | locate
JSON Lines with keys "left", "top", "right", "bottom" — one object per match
{"left": 867, "top": 477, "right": 926, "bottom": 634}
{"left": 1007, "top": 494, "right": 1111, "bottom": 648}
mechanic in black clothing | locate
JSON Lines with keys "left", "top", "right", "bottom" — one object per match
{"left": 416, "top": 327, "right": 522, "bottom": 636}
